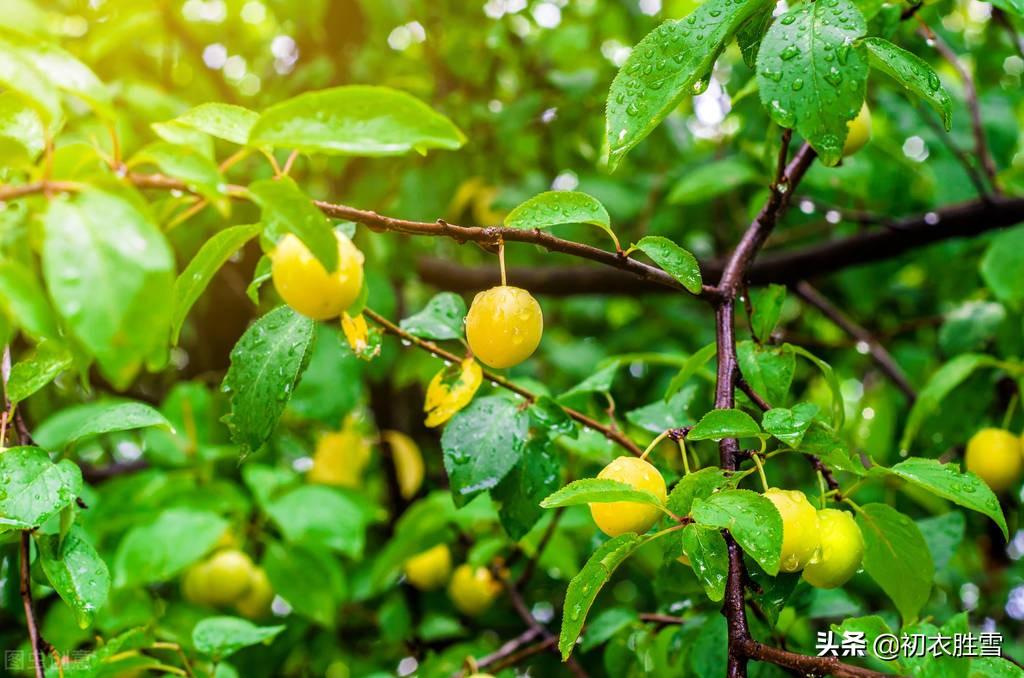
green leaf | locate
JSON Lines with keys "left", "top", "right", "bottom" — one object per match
{"left": 900, "top": 353, "right": 999, "bottom": 452}
{"left": 248, "top": 85, "right": 465, "bottom": 156}
{"left": 762, "top": 403, "right": 819, "bottom": 448}
{"left": 665, "top": 342, "right": 717, "bottom": 399}
{"left": 687, "top": 409, "right": 762, "bottom": 441}
{"left": 540, "top": 478, "right": 665, "bottom": 509}
{"left": 132, "top": 141, "right": 229, "bottom": 214}
{"left": 0, "top": 37, "right": 61, "bottom": 124}
{"left": 666, "top": 467, "right": 730, "bottom": 517}
{"left": 34, "top": 401, "right": 172, "bottom": 450}
{"left": 625, "top": 384, "right": 698, "bottom": 434}
{"left": 971, "top": 657, "right": 1024, "bottom": 678}
{"left": 855, "top": 503, "right": 933, "bottom": 624}
{"left": 399, "top": 292, "right": 467, "bottom": 341}
{"left": 222, "top": 306, "right": 316, "bottom": 456}
{"left": 249, "top": 176, "right": 338, "bottom": 272}
{"left": 737, "top": 341, "right": 795, "bottom": 406}
{"left": 884, "top": 458, "right": 1007, "bottom": 540}
{"left": 113, "top": 508, "right": 227, "bottom": 587}
{"left": 682, "top": 524, "right": 729, "bottom": 601}
{"left": 2, "top": 33, "right": 110, "bottom": 116}
{"left": 632, "top": 236, "right": 703, "bottom": 294}
{"left": 0, "top": 92, "right": 44, "bottom": 168}
{"left": 750, "top": 284, "right": 786, "bottom": 343}
{"left": 173, "top": 102, "right": 259, "bottom": 145}
{"left": 263, "top": 540, "right": 345, "bottom": 628}
{"left": 505, "top": 191, "right": 618, "bottom": 248}
{"left": 5, "top": 341, "right": 72, "bottom": 405}
{"left": 36, "top": 526, "right": 110, "bottom": 629}
{"left": 917, "top": 512, "right": 965, "bottom": 572}
{"left": 666, "top": 157, "right": 758, "bottom": 205}
{"left": 247, "top": 255, "right": 272, "bottom": 304}
{"left": 939, "top": 300, "right": 1006, "bottom": 355}
{"left": 580, "top": 607, "right": 638, "bottom": 652}
{"left": 691, "top": 489, "right": 782, "bottom": 574}
{"left": 785, "top": 343, "right": 845, "bottom": 428}
{"left": 192, "top": 616, "right": 285, "bottom": 660}
{"left": 559, "top": 361, "right": 620, "bottom": 400}
{"left": 0, "top": 447, "right": 81, "bottom": 530}
{"left": 736, "top": 5, "right": 775, "bottom": 68}
{"left": 492, "top": 437, "right": 561, "bottom": 540}
{"left": 265, "top": 485, "right": 371, "bottom": 558}
{"left": 559, "top": 533, "right": 643, "bottom": 659}
{"left": 290, "top": 324, "right": 363, "bottom": 425}
{"left": 830, "top": 616, "right": 903, "bottom": 670}
{"left": 604, "top": 0, "right": 773, "bottom": 169}
{"left": 981, "top": 226, "right": 1024, "bottom": 306}
{"left": 440, "top": 396, "right": 530, "bottom": 506}
{"left": 0, "top": 260, "right": 58, "bottom": 342}
{"left": 864, "top": 37, "right": 952, "bottom": 130}
{"left": 756, "top": 0, "right": 869, "bottom": 166}
{"left": 42, "top": 190, "right": 175, "bottom": 389}
{"left": 796, "top": 423, "right": 865, "bottom": 475}
{"left": 172, "top": 223, "right": 262, "bottom": 344}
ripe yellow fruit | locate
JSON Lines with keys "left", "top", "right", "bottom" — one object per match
{"left": 202, "top": 549, "right": 256, "bottom": 605}
{"left": 448, "top": 564, "right": 501, "bottom": 616}
{"left": 965, "top": 428, "right": 1023, "bottom": 492}
{"left": 763, "top": 488, "right": 821, "bottom": 572}
{"left": 308, "top": 426, "right": 372, "bottom": 488}
{"left": 802, "top": 509, "right": 865, "bottom": 589}
{"left": 465, "top": 286, "right": 543, "bottom": 369}
{"left": 235, "top": 567, "right": 274, "bottom": 619}
{"left": 403, "top": 544, "right": 452, "bottom": 591}
{"left": 271, "top": 231, "right": 364, "bottom": 320}
{"left": 842, "top": 103, "right": 872, "bottom": 157}
{"left": 589, "top": 456, "right": 667, "bottom": 537}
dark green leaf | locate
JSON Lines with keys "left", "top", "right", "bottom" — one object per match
{"left": 665, "top": 342, "right": 717, "bottom": 399}
{"left": 682, "top": 524, "right": 729, "bottom": 601}
{"left": 750, "top": 284, "right": 786, "bottom": 343}
{"left": 691, "top": 489, "right": 782, "bottom": 574}
{"left": 399, "top": 292, "right": 467, "bottom": 341}
{"left": 192, "top": 616, "right": 285, "bottom": 659}
{"left": 785, "top": 344, "right": 845, "bottom": 428}
{"left": 981, "top": 226, "right": 1024, "bottom": 306}
{"left": 632, "top": 236, "right": 702, "bottom": 294}
{"left": 865, "top": 37, "right": 952, "bottom": 130}
{"left": 492, "top": 437, "right": 561, "bottom": 540}
{"left": 37, "top": 526, "right": 110, "bottom": 628}
{"left": 737, "top": 341, "right": 795, "bottom": 406}
{"left": 580, "top": 607, "right": 638, "bottom": 652}
{"left": 666, "top": 158, "right": 758, "bottom": 205}
{"left": 265, "top": 485, "right": 371, "bottom": 557}
{"left": 263, "top": 540, "right": 345, "bottom": 627}
{"left": 559, "top": 361, "right": 620, "bottom": 400}
{"left": 666, "top": 467, "right": 730, "bottom": 516}
{"left": 625, "top": 384, "right": 698, "bottom": 434}
{"left": 762, "top": 403, "right": 819, "bottom": 448}
{"left": 917, "top": 512, "right": 965, "bottom": 572}
{"left": 856, "top": 503, "right": 933, "bottom": 624}
{"left": 687, "top": 409, "right": 762, "bottom": 441}
{"left": 0, "top": 259, "right": 59, "bottom": 341}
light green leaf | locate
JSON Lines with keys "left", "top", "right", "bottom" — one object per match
{"left": 0, "top": 260, "right": 57, "bottom": 341}
{"left": 762, "top": 403, "right": 819, "bottom": 448}
{"left": 865, "top": 37, "right": 952, "bottom": 130}
{"left": 131, "top": 141, "right": 229, "bottom": 214}
{"left": 172, "top": 223, "right": 262, "bottom": 344}
{"left": 6, "top": 341, "right": 73, "bottom": 405}
{"left": 505, "top": 191, "right": 618, "bottom": 248}
{"left": 605, "top": 0, "right": 773, "bottom": 169}
{"left": 971, "top": 657, "right": 1024, "bottom": 678}
{"left": 42, "top": 190, "right": 175, "bottom": 389}
{"left": 540, "top": 478, "right": 665, "bottom": 509}
{"left": 856, "top": 503, "right": 933, "bottom": 624}
{"left": 399, "top": 292, "right": 467, "bottom": 341}
{"left": 248, "top": 85, "right": 465, "bottom": 156}
{"left": 687, "top": 409, "right": 762, "bottom": 441}
{"left": 625, "top": 384, "right": 698, "bottom": 433}
{"left": 632, "top": 236, "right": 702, "bottom": 294}
{"left": 750, "top": 284, "right": 786, "bottom": 343}
{"left": 797, "top": 423, "right": 865, "bottom": 475}
{"left": 981, "top": 226, "right": 1024, "bottom": 306}
{"left": 885, "top": 458, "right": 1007, "bottom": 540}
{"left": 559, "top": 533, "right": 643, "bottom": 659}
{"left": 222, "top": 306, "right": 316, "bottom": 456}
{"left": 265, "top": 485, "right": 372, "bottom": 558}
{"left": 192, "top": 616, "right": 285, "bottom": 660}
{"left": 666, "top": 467, "right": 730, "bottom": 517}
{"left": 691, "top": 489, "right": 782, "bottom": 574}
{"left": 0, "top": 37, "right": 62, "bottom": 123}
{"left": 0, "top": 446, "right": 82, "bottom": 530}
{"left": 785, "top": 343, "right": 845, "bottom": 428}
{"left": 917, "top": 512, "right": 965, "bottom": 572}
{"left": 250, "top": 176, "right": 338, "bottom": 272}
{"left": 2, "top": 33, "right": 110, "bottom": 116}
{"left": 174, "top": 102, "right": 259, "bottom": 145}
{"left": 756, "top": 0, "right": 869, "bottom": 165}
{"left": 665, "top": 342, "right": 717, "bottom": 399}
{"left": 560, "top": 361, "right": 620, "bottom": 400}
{"left": 682, "top": 524, "right": 730, "bottom": 601}
{"left": 0, "top": 92, "right": 44, "bottom": 167}
{"left": 113, "top": 508, "right": 227, "bottom": 587}
{"left": 737, "top": 341, "right": 795, "bottom": 406}
{"left": 666, "top": 157, "right": 759, "bottom": 205}
{"left": 37, "top": 526, "right": 110, "bottom": 629}
{"left": 34, "top": 401, "right": 173, "bottom": 450}
{"left": 263, "top": 540, "right": 345, "bottom": 628}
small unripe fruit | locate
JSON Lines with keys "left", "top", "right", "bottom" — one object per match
{"left": 403, "top": 544, "right": 452, "bottom": 591}
{"left": 235, "top": 567, "right": 274, "bottom": 619}
{"left": 448, "top": 564, "right": 501, "bottom": 616}
{"left": 465, "top": 286, "right": 543, "bottom": 369}
{"left": 589, "top": 456, "right": 667, "bottom": 537}
{"left": 271, "top": 231, "right": 364, "bottom": 320}
{"left": 202, "top": 549, "right": 256, "bottom": 605}
{"left": 182, "top": 563, "right": 210, "bottom": 605}
{"left": 842, "top": 103, "right": 871, "bottom": 157}
{"left": 965, "top": 428, "right": 1023, "bottom": 492}
{"left": 802, "top": 509, "right": 865, "bottom": 589}
{"left": 763, "top": 488, "right": 821, "bottom": 572}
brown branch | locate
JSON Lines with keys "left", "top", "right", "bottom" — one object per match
{"left": 362, "top": 308, "right": 643, "bottom": 456}
{"left": 794, "top": 282, "right": 917, "bottom": 402}
{"left": 738, "top": 639, "right": 889, "bottom": 678}
{"left": 498, "top": 571, "right": 588, "bottom": 678}
{"left": 468, "top": 627, "right": 549, "bottom": 675}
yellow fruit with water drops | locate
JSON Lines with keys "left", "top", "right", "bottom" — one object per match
{"left": 764, "top": 488, "right": 821, "bottom": 572}
{"left": 802, "top": 509, "right": 865, "bottom": 589}
{"left": 235, "top": 567, "right": 275, "bottom": 619}
{"left": 589, "top": 456, "right": 667, "bottom": 537}
{"left": 448, "top": 564, "right": 501, "bottom": 616}
{"left": 383, "top": 430, "right": 424, "bottom": 499}
{"left": 270, "top": 231, "right": 364, "bottom": 320}
{"left": 403, "top": 544, "right": 452, "bottom": 591}
{"left": 965, "top": 428, "right": 1023, "bottom": 492}
{"left": 465, "top": 286, "right": 543, "bottom": 369}
{"left": 423, "top": 357, "right": 483, "bottom": 428}
{"left": 842, "top": 103, "right": 872, "bottom": 157}
{"left": 308, "top": 422, "right": 373, "bottom": 488}
{"left": 201, "top": 549, "right": 256, "bottom": 606}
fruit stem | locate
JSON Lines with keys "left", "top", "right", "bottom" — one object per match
{"left": 678, "top": 439, "right": 691, "bottom": 475}
{"left": 640, "top": 429, "right": 672, "bottom": 461}
{"left": 817, "top": 471, "right": 827, "bottom": 509}
{"left": 498, "top": 240, "right": 507, "bottom": 286}
{"left": 751, "top": 454, "right": 769, "bottom": 493}
{"left": 1002, "top": 393, "right": 1018, "bottom": 430}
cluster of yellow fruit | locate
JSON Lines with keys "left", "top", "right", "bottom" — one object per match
{"left": 586, "top": 457, "right": 865, "bottom": 588}
{"left": 965, "top": 428, "right": 1024, "bottom": 492}
{"left": 182, "top": 546, "right": 274, "bottom": 619}
{"left": 401, "top": 544, "right": 502, "bottom": 617}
